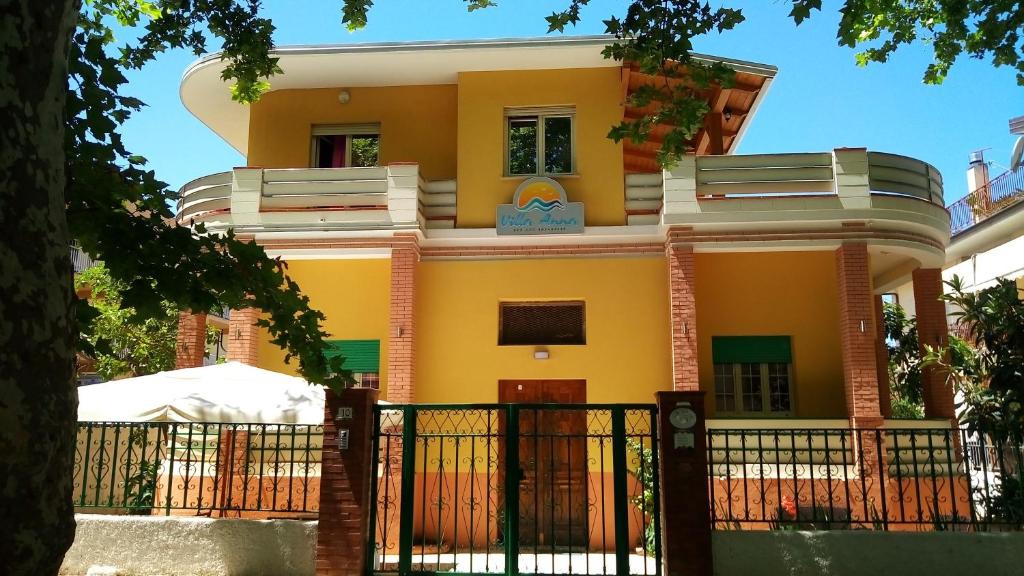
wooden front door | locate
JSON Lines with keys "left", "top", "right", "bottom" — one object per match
{"left": 499, "top": 380, "right": 587, "bottom": 549}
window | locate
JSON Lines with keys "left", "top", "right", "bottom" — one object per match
{"left": 499, "top": 301, "right": 585, "bottom": 345}
{"left": 505, "top": 108, "right": 575, "bottom": 176}
{"left": 712, "top": 336, "right": 793, "bottom": 416}
{"left": 311, "top": 124, "right": 380, "bottom": 168}
{"left": 324, "top": 339, "right": 381, "bottom": 388}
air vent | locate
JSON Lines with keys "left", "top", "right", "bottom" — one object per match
{"left": 499, "top": 301, "right": 585, "bottom": 345}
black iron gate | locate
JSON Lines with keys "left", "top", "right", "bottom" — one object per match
{"left": 368, "top": 404, "right": 661, "bottom": 576}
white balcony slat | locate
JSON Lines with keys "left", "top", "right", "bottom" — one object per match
{"left": 696, "top": 166, "right": 835, "bottom": 185}
{"left": 261, "top": 167, "right": 387, "bottom": 182}
{"left": 262, "top": 193, "right": 387, "bottom": 209}
{"left": 625, "top": 184, "right": 663, "bottom": 200}
{"left": 263, "top": 180, "right": 388, "bottom": 196}
{"left": 698, "top": 152, "right": 833, "bottom": 170}
{"left": 420, "top": 193, "right": 457, "bottom": 207}
{"left": 422, "top": 179, "right": 457, "bottom": 194}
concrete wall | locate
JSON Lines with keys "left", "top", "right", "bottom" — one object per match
{"left": 714, "top": 531, "right": 1024, "bottom": 576}
{"left": 61, "top": 515, "right": 316, "bottom": 576}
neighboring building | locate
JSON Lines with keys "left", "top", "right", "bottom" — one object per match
{"left": 174, "top": 36, "right": 953, "bottom": 422}
{"left": 893, "top": 116, "right": 1024, "bottom": 316}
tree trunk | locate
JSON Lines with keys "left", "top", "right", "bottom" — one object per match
{"left": 0, "top": 0, "right": 81, "bottom": 573}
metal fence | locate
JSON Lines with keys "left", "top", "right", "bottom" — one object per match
{"left": 708, "top": 427, "right": 1023, "bottom": 531}
{"left": 74, "top": 421, "right": 323, "bottom": 517}
{"left": 949, "top": 165, "right": 1024, "bottom": 235}
{"left": 370, "top": 404, "right": 661, "bottom": 576}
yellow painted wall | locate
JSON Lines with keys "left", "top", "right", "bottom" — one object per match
{"left": 694, "top": 251, "right": 845, "bottom": 418}
{"left": 416, "top": 257, "right": 670, "bottom": 403}
{"left": 246, "top": 86, "right": 458, "bottom": 181}
{"left": 456, "top": 68, "right": 625, "bottom": 228}
{"left": 257, "top": 259, "right": 392, "bottom": 398}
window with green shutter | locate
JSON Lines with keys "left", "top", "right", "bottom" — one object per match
{"left": 712, "top": 336, "right": 793, "bottom": 416}
{"left": 325, "top": 340, "right": 381, "bottom": 389}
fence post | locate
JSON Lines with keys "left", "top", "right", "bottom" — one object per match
{"left": 317, "top": 386, "right": 379, "bottom": 576}
{"left": 655, "top": 390, "right": 711, "bottom": 576}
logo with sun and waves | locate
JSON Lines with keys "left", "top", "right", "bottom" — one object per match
{"left": 497, "top": 177, "right": 584, "bottom": 236}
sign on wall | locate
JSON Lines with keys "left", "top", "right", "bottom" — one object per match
{"left": 496, "top": 177, "right": 584, "bottom": 235}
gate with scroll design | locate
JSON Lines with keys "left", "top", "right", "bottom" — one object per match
{"left": 367, "top": 404, "right": 661, "bottom": 576}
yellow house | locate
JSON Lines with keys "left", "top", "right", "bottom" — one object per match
{"left": 176, "top": 36, "right": 952, "bottom": 423}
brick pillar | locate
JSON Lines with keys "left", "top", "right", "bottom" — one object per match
{"left": 913, "top": 268, "right": 954, "bottom": 419}
{"left": 317, "top": 387, "right": 379, "bottom": 576}
{"left": 666, "top": 234, "right": 699, "bottom": 391}
{"left": 874, "top": 295, "right": 893, "bottom": 418}
{"left": 175, "top": 311, "right": 207, "bottom": 368}
{"left": 215, "top": 429, "right": 250, "bottom": 516}
{"left": 836, "top": 244, "right": 887, "bottom": 519}
{"left": 387, "top": 237, "right": 418, "bottom": 403}
{"left": 835, "top": 243, "right": 882, "bottom": 423}
{"left": 655, "top": 391, "right": 711, "bottom": 576}
{"left": 227, "top": 307, "right": 260, "bottom": 366}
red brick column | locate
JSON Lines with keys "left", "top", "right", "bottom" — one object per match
{"left": 387, "top": 236, "right": 418, "bottom": 403}
{"left": 835, "top": 243, "right": 882, "bottom": 423}
{"left": 836, "top": 245, "right": 887, "bottom": 517}
{"left": 317, "top": 387, "right": 379, "bottom": 576}
{"left": 175, "top": 311, "right": 207, "bottom": 368}
{"left": 227, "top": 307, "right": 260, "bottom": 366}
{"left": 655, "top": 391, "right": 711, "bottom": 576}
{"left": 215, "top": 429, "right": 250, "bottom": 516}
{"left": 913, "top": 268, "right": 954, "bottom": 419}
{"left": 666, "top": 234, "right": 699, "bottom": 392}
{"left": 874, "top": 295, "right": 893, "bottom": 418}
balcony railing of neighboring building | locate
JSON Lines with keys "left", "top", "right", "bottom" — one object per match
{"left": 948, "top": 165, "right": 1024, "bottom": 236}
{"left": 71, "top": 242, "right": 96, "bottom": 273}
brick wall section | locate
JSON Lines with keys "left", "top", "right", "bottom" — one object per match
{"left": 913, "top": 268, "right": 954, "bottom": 419}
{"left": 666, "top": 234, "right": 699, "bottom": 391}
{"left": 227, "top": 307, "right": 260, "bottom": 366}
{"left": 874, "top": 295, "right": 893, "bottom": 418}
{"left": 835, "top": 243, "right": 882, "bottom": 420}
{"left": 387, "top": 235, "right": 419, "bottom": 403}
{"left": 175, "top": 311, "right": 207, "bottom": 369}
{"left": 317, "top": 387, "right": 379, "bottom": 576}
{"left": 656, "top": 391, "right": 712, "bottom": 576}
{"left": 215, "top": 430, "right": 249, "bottom": 516}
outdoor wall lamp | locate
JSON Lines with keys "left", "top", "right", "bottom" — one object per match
{"left": 533, "top": 348, "right": 549, "bottom": 360}
{"left": 338, "top": 89, "right": 351, "bottom": 104}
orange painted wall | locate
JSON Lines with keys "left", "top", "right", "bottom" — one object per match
{"left": 246, "top": 85, "right": 457, "bottom": 181}
{"left": 256, "top": 258, "right": 392, "bottom": 398}
{"left": 456, "top": 68, "right": 625, "bottom": 228}
{"left": 694, "top": 251, "right": 846, "bottom": 418}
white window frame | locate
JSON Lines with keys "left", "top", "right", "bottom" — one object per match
{"left": 714, "top": 362, "right": 794, "bottom": 417}
{"left": 310, "top": 123, "right": 381, "bottom": 168}
{"left": 504, "top": 107, "right": 576, "bottom": 177}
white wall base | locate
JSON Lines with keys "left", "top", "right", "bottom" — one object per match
{"left": 61, "top": 515, "right": 316, "bottom": 576}
{"left": 714, "top": 530, "right": 1024, "bottom": 576}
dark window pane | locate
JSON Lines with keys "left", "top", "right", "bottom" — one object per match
{"left": 767, "top": 363, "right": 791, "bottom": 412}
{"left": 544, "top": 116, "right": 572, "bottom": 173}
{"left": 714, "top": 363, "right": 735, "bottom": 412}
{"left": 350, "top": 135, "right": 379, "bottom": 167}
{"left": 316, "top": 135, "right": 344, "bottom": 168}
{"left": 499, "top": 302, "right": 584, "bottom": 345}
{"left": 740, "top": 363, "right": 762, "bottom": 412}
{"left": 508, "top": 117, "right": 538, "bottom": 175}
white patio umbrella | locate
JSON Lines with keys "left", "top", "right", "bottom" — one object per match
{"left": 76, "top": 362, "right": 326, "bottom": 424}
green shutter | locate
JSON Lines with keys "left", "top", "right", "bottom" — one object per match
{"left": 324, "top": 339, "right": 380, "bottom": 372}
{"left": 712, "top": 336, "right": 792, "bottom": 364}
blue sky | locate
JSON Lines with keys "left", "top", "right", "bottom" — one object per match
{"left": 119, "top": 0, "right": 1021, "bottom": 202}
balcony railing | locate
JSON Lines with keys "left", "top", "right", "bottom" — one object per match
{"left": 70, "top": 242, "right": 96, "bottom": 273}
{"left": 176, "top": 165, "right": 456, "bottom": 231}
{"left": 948, "top": 165, "right": 1024, "bottom": 236}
